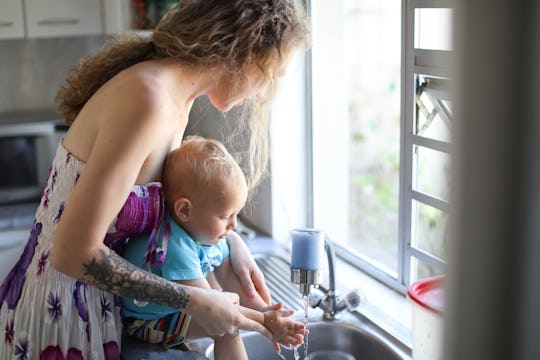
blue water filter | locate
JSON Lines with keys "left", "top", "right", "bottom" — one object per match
{"left": 290, "top": 228, "right": 326, "bottom": 295}
{"left": 291, "top": 228, "right": 325, "bottom": 270}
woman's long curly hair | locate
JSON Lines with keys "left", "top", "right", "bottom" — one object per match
{"left": 55, "top": 0, "right": 310, "bottom": 190}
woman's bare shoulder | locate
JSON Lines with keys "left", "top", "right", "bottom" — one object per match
{"left": 110, "top": 65, "right": 170, "bottom": 110}
{"left": 92, "top": 66, "right": 175, "bottom": 129}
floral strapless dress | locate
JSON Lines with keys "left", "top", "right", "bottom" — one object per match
{"left": 0, "top": 142, "right": 165, "bottom": 359}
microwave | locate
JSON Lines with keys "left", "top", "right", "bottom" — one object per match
{"left": 0, "top": 118, "right": 67, "bottom": 205}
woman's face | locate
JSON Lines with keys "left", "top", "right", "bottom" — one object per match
{"left": 208, "top": 65, "right": 266, "bottom": 112}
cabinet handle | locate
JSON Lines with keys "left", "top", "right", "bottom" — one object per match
{"left": 37, "top": 18, "right": 80, "bottom": 26}
{"left": 0, "top": 21, "right": 14, "bottom": 27}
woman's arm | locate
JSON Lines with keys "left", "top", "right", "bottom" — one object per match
{"left": 227, "top": 231, "right": 272, "bottom": 304}
{"left": 82, "top": 246, "right": 272, "bottom": 338}
{"left": 175, "top": 277, "right": 303, "bottom": 350}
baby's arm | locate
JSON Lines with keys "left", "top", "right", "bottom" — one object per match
{"left": 206, "top": 272, "right": 222, "bottom": 291}
{"left": 214, "top": 257, "right": 305, "bottom": 352}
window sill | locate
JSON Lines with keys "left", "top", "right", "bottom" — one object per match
{"left": 336, "top": 259, "right": 412, "bottom": 349}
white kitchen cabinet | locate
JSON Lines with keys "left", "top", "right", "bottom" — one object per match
{"left": 25, "top": 0, "right": 103, "bottom": 38}
{"left": 102, "top": 0, "right": 179, "bottom": 35}
{"left": 0, "top": 0, "right": 25, "bottom": 39}
{"left": 102, "top": 0, "right": 131, "bottom": 35}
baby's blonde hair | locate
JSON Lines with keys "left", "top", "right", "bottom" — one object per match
{"left": 162, "top": 135, "right": 246, "bottom": 206}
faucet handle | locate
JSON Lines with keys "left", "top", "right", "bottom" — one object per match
{"left": 338, "top": 288, "right": 367, "bottom": 311}
{"left": 308, "top": 292, "right": 323, "bottom": 308}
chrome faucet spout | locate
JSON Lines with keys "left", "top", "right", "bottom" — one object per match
{"left": 325, "top": 238, "right": 336, "bottom": 295}
{"left": 323, "top": 238, "right": 338, "bottom": 319}
{"left": 311, "top": 237, "right": 366, "bottom": 320}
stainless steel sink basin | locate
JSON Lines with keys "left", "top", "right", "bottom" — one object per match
{"left": 204, "top": 314, "right": 410, "bottom": 360}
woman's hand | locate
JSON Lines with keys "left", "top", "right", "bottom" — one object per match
{"left": 187, "top": 287, "right": 273, "bottom": 339}
{"left": 227, "top": 231, "right": 271, "bottom": 304}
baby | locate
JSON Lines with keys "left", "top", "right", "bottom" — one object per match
{"left": 121, "top": 135, "right": 304, "bottom": 359}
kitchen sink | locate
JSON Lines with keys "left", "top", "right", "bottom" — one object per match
{"left": 199, "top": 252, "right": 411, "bottom": 360}
{"left": 203, "top": 315, "right": 410, "bottom": 360}
{"left": 187, "top": 249, "right": 411, "bottom": 360}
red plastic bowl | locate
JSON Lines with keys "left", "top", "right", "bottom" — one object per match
{"left": 407, "top": 275, "right": 445, "bottom": 315}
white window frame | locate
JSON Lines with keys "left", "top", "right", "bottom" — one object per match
{"left": 400, "top": 0, "right": 452, "bottom": 288}
{"left": 306, "top": 0, "right": 454, "bottom": 294}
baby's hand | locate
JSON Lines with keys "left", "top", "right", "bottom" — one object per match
{"left": 262, "top": 303, "right": 306, "bottom": 353}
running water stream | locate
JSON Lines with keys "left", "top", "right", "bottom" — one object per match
{"left": 291, "top": 295, "right": 310, "bottom": 360}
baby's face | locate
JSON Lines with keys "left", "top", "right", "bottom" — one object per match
{"left": 188, "top": 177, "right": 248, "bottom": 246}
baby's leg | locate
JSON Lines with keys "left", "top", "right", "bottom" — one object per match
{"left": 186, "top": 320, "right": 248, "bottom": 360}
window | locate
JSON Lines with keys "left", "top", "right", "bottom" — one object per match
{"left": 310, "top": 0, "right": 453, "bottom": 293}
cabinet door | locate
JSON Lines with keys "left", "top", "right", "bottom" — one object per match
{"left": 0, "top": 0, "right": 25, "bottom": 39}
{"left": 25, "top": 0, "right": 102, "bottom": 38}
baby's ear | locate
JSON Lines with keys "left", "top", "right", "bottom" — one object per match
{"left": 174, "top": 197, "right": 192, "bottom": 222}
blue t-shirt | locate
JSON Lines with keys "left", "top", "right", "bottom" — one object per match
{"left": 121, "top": 213, "right": 230, "bottom": 320}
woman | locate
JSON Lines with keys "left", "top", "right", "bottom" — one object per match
{"left": 0, "top": 0, "right": 310, "bottom": 358}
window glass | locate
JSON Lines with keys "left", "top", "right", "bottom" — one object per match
{"left": 411, "top": 199, "right": 449, "bottom": 262}
{"left": 413, "top": 145, "right": 450, "bottom": 202}
{"left": 411, "top": 257, "right": 446, "bottom": 282}
{"left": 344, "top": 0, "right": 401, "bottom": 273}
{"left": 414, "top": 8, "right": 453, "bottom": 50}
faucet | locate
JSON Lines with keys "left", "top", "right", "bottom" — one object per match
{"left": 290, "top": 228, "right": 366, "bottom": 320}
{"left": 308, "top": 238, "right": 366, "bottom": 320}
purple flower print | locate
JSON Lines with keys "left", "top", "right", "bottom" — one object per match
{"left": 73, "top": 282, "right": 89, "bottom": 322}
{"left": 73, "top": 281, "right": 90, "bottom": 341}
{"left": 0, "top": 222, "right": 41, "bottom": 309}
{"left": 114, "top": 294, "right": 122, "bottom": 308}
{"left": 41, "top": 342, "right": 119, "bottom": 360}
{"left": 42, "top": 166, "right": 53, "bottom": 209}
{"left": 51, "top": 169, "right": 58, "bottom": 189}
{"left": 14, "top": 336, "right": 28, "bottom": 360}
{"left": 42, "top": 187, "right": 50, "bottom": 209}
{"left": 37, "top": 251, "right": 50, "bottom": 276}
{"left": 101, "top": 296, "right": 112, "bottom": 322}
{"left": 103, "top": 341, "right": 120, "bottom": 360}
{"left": 40, "top": 345, "right": 83, "bottom": 360}
{"left": 54, "top": 202, "right": 64, "bottom": 223}
{"left": 4, "top": 318, "right": 14, "bottom": 345}
{"left": 42, "top": 169, "right": 58, "bottom": 209}
{"left": 47, "top": 292, "right": 62, "bottom": 322}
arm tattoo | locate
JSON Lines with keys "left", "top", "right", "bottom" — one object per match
{"left": 82, "top": 249, "right": 190, "bottom": 310}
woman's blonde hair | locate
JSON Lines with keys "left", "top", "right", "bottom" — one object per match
{"left": 55, "top": 0, "right": 310, "bottom": 190}
{"left": 162, "top": 135, "right": 245, "bottom": 206}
